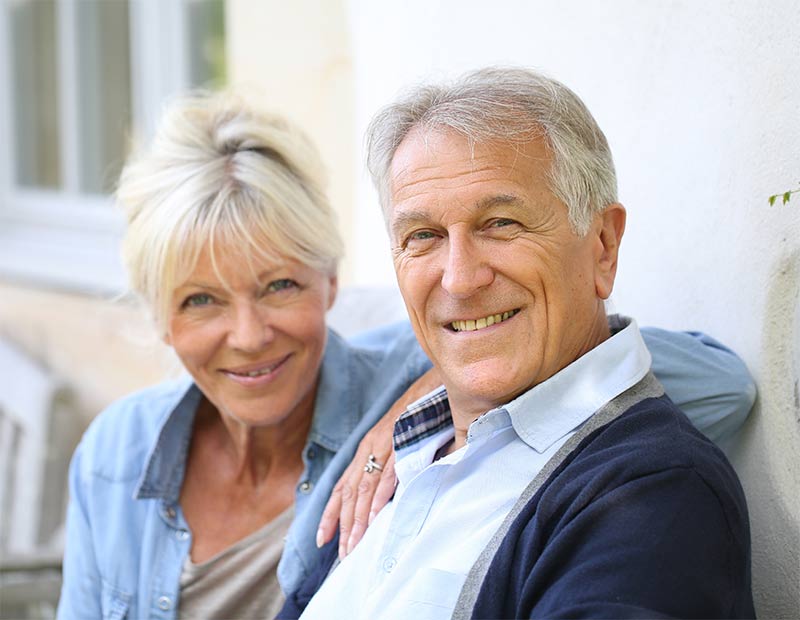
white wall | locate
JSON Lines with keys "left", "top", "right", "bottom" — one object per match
{"left": 345, "top": 0, "right": 800, "bottom": 616}
{"left": 226, "top": 0, "right": 358, "bottom": 282}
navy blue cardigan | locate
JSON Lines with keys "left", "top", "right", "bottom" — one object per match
{"left": 280, "top": 394, "right": 754, "bottom": 619}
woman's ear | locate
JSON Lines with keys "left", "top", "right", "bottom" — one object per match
{"left": 593, "top": 203, "right": 626, "bottom": 300}
{"left": 327, "top": 275, "right": 338, "bottom": 311}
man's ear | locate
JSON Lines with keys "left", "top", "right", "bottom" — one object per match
{"left": 594, "top": 203, "right": 626, "bottom": 300}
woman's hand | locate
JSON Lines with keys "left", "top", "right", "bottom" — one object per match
{"left": 316, "top": 366, "right": 441, "bottom": 558}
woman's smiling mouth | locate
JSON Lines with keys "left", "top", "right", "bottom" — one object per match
{"left": 221, "top": 354, "right": 292, "bottom": 384}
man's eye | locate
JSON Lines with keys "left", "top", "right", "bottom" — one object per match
{"left": 183, "top": 293, "right": 213, "bottom": 308}
{"left": 490, "top": 218, "right": 517, "bottom": 228}
{"left": 405, "top": 230, "right": 438, "bottom": 247}
{"left": 266, "top": 278, "right": 298, "bottom": 293}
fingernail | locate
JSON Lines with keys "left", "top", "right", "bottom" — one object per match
{"left": 316, "top": 528, "right": 324, "bottom": 548}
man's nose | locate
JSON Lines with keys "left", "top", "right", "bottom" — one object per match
{"left": 440, "top": 233, "right": 494, "bottom": 298}
{"left": 228, "top": 303, "right": 274, "bottom": 352}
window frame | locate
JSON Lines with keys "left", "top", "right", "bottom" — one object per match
{"left": 0, "top": 0, "right": 199, "bottom": 296}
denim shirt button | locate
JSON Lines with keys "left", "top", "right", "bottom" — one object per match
{"left": 306, "top": 447, "right": 316, "bottom": 460}
{"left": 157, "top": 596, "right": 172, "bottom": 610}
{"left": 299, "top": 481, "right": 313, "bottom": 493}
{"left": 175, "top": 529, "right": 189, "bottom": 541}
{"left": 164, "top": 506, "right": 176, "bottom": 519}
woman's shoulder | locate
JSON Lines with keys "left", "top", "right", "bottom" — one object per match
{"left": 74, "top": 376, "right": 194, "bottom": 480}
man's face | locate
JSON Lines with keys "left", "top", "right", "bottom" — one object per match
{"left": 388, "top": 128, "right": 623, "bottom": 417}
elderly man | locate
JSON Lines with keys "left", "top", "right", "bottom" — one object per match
{"left": 288, "top": 68, "right": 755, "bottom": 619}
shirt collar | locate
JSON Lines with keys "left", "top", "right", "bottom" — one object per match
{"left": 134, "top": 376, "right": 201, "bottom": 501}
{"left": 393, "top": 315, "right": 651, "bottom": 454}
{"left": 306, "top": 329, "right": 363, "bottom": 452}
{"left": 505, "top": 315, "right": 651, "bottom": 452}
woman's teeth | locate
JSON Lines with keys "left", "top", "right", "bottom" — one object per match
{"left": 234, "top": 363, "right": 278, "bottom": 377}
{"left": 451, "top": 309, "right": 519, "bottom": 332}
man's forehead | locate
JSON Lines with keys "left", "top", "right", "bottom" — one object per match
{"left": 391, "top": 127, "right": 549, "bottom": 184}
{"left": 388, "top": 128, "right": 554, "bottom": 217}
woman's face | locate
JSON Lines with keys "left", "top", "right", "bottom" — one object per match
{"left": 165, "top": 246, "right": 337, "bottom": 428}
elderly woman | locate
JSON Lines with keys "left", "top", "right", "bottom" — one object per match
{"left": 57, "top": 92, "right": 753, "bottom": 619}
{"left": 56, "top": 93, "right": 437, "bottom": 619}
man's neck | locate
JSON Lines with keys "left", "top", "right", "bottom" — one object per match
{"left": 445, "top": 310, "right": 612, "bottom": 451}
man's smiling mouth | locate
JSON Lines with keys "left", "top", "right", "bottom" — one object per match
{"left": 450, "top": 309, "right": 520, "bottom": 332}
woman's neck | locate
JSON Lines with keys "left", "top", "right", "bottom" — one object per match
{"left": 194, "top": 390, "right": 316, "bottom": 487}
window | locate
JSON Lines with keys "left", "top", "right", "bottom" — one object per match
{"left": 0, "top": 0, "right": 226, "bottom": 295}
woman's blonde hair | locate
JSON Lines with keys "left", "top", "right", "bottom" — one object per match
{"left": 117, "top": 91, "right": 344, "bottom": 333}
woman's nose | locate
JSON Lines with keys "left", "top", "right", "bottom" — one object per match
{"left": 227, "top": 303, "right": 275, "bottom": 352}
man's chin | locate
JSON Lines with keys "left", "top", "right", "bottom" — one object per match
{"left": 441, "top": 360, "right": 536, "bottom": 414}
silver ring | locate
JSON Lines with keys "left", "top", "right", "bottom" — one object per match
{"left": 364, "top": 454, "right": 384, "bottom": 474}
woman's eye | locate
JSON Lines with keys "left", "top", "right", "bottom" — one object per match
{"left": 266, "top": 278, "right": 298, "bottom": 293}
{"left": 183, "top": 293, "right": 213, "bottom": 308}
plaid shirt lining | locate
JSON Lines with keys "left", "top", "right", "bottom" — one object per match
{"left": 393, "top": 386, "right": 453, "bottom": 451}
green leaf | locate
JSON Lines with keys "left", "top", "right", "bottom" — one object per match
{"left": 783, "top": 191, "right": 792, "bottom": 204}
{"left": 769, "top": 194, "right": 777, "bottom": 206}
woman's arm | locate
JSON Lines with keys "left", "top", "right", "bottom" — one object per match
{"left": 57, "top": 441, "right": 104, "bottom": 620}
{"left": 315, "top": 366, "right": 442, "bottom": 556}
{"left": 642, "top": 327, "right": 756, "bottom": 442}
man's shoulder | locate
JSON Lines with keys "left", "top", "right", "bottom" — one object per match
{"left": 561, "top": 395, "right": 739, "bottom": 497}
{"left": 74, "top": 377, "right": 192, "bottom": 481}
{"left": 470, "top": 394, "right": 754, "bottom": 618}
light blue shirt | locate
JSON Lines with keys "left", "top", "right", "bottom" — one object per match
{"left": 57, "top": 321, "right": 755, "bottom": 619}
{"left": 300, "top": 318, "right": 653, "bottom": 620}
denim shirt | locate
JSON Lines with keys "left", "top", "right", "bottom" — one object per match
{"left": 57, "top": 322, "right": 755, "bottom": 619}
{"left": 57, "top": 327, "right": 431, "bottom": 620}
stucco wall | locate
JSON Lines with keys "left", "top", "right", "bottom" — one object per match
{"left": 343, "top": 1, "right": 800, "bottom": 616}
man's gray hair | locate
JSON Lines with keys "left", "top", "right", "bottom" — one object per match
{"left": 365, "top": 67, "right": 618, "bottom": 235}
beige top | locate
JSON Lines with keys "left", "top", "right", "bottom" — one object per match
{"left": 178, "top": 505, "right": 294, "bottom": 620}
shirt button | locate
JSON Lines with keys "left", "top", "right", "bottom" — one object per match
{"left": 306, "top": 447, "right": 316, "bottom": 460}
{"left": 175, "top": 529, "right": 189, "bottom": 541}
{"left": 164, "top": 507, "right": 176, "bottom": 519}
{"left": 382, "top": 557, "right": 397, "bottom": 572}
{"left": 299, "top": 481, "right": 313, "bottom": 493}
{"left": 157, "top": 596, "right": 172, "bottom": 610}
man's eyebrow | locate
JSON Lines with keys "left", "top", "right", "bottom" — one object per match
{"left": 475, "top": 193, "right": 524, "bottom": 210}
{"left": 390, "top": 194, "right": 527, "bottom": 235}
{"left": 391, "top": 209, "right": 432, "bottom": 236}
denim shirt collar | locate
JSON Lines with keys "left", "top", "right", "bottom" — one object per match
{"left": 133, "top": 328, "right": 359, "bottom": 502}
{"left": 306, "top": 329, "right": 363, "bottom": 452}
{"left": 134, "top": 376, "right": 201, "bottom": 502}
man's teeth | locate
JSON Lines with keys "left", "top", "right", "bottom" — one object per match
{"left": 451, "top": 310, "right": 519, "bottom": 332}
